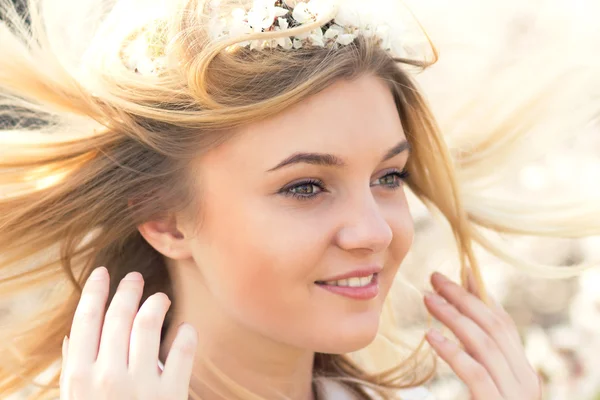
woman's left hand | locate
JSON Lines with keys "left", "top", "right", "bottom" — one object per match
{"left": 423, "top": 271, "right": 542, "bottom": 400}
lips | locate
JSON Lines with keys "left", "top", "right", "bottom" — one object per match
{"left": 315, "top": 266, "right": 383, "bottom": 283}
{"left": 315, "top": 273, "right": 380, "bottom": 300}
{"left": 314, "top": 266, "right": 383, "bottom": 301}
{"left": 318, "top": 274, "right": 375, "bottom": 287}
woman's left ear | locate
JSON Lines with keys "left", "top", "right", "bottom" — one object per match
{"left": 136, "top": 215, "right": 193, "bottom": 260}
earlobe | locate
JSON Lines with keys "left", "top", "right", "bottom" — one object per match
{"left": 137, "top": 218, "right": 192, "bottom": 260}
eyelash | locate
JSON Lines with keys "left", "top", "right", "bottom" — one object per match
{"left": 280, "top": 169, "right": 410, "bottom": 201}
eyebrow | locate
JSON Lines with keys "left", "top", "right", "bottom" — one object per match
{"left": 266, "top": 139, "right": 411, "bottom": 172}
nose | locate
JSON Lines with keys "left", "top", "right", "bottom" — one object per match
{"left": 334, "top": 191, "right": 393, "bottom": 254}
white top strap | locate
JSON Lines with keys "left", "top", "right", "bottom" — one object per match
{"left": 318, "top": 378, "right": 436, "bottom": 400}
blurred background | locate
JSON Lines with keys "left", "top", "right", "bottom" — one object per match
{"left": 397, "top": 0, "right": 600, "bottom": 399}
{"left": 2, "top": 0, "right": 600, "bottom": 399}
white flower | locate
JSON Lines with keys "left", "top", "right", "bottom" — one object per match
{"left": 336, "top": 33, "right": 356, "bottom": 45}
{"left": 292, "top": 2, "right": 314, "bottom": 24}
{"left": 308, "top": 28, "right": 324, "bottom": 46}
{"left": 292, "top": 0, "right": 336, "bottom": 25}
{"left": 250, "top": 39, "right": 272, "bottom": 50}
{"left": 283, "top": 0, "right": 301, "bottom": 7}
{"left": 333, "top": 4, "right": 359, "bottom": 27}
{"left": 208, "top": 16, "right": 228, "bottom": 40}
{"left": 227, "top": 8, "right": 252, "bottom": 45}
{"left": 202, "top": 0, "right": 407, "bottom": 57}
{"left": 278, "top": 17, "right": 290, "bottom": 31}
{"left": 135, "top": 57, "right": 157, "bottom": 75}
{"left": 248, "top": 0, "right": 288, "bottom": 32}
{"left": 231, "top": 7, "right": 246, "bottom": 21}
{"left": 334, "top": 0, "right": 387, "bottom": 32}
{"left": 324, "top": 24, "right": 355, "bottom": 46}
{"left": 274, "top": 18, "right": 293, "bottom": 49}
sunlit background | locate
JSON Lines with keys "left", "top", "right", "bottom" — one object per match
{"left": 2, "top": 0, "right": 600, "bottom": 399}
{"left": 400, "top": 0, "right": 600, "bottom": 399}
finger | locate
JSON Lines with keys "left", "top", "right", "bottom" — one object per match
{"left": 129, "top": 292, "right": 171, "bottom": 380}
{"left": 96, "top": 271, "right": 144, "bottom": 366}
{"left": 426, "top": 329, "right": 503, "bottom": 400}
{"left": 68, "top": 266, "right": 110, "bottom": 368}
{"left": 436, "top": 272, "right": 520, "bottom": 345}
{"left": 465, "top": 270, "right": 514, "bottom": 329}
{"left": 424, "top": 291, "right": 518, "bottom": 396}
{"left": 432, "top": 272, "right": 535, "bottom": 381}
{"left": 161, "top": 323, "right": 198, "bottom": 398}
{"left": 466, "top": 269, "right": 502, "bottom": 312}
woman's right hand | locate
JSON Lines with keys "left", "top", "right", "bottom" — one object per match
{"left": 60, "top": 266, "right": 198, "bottom": 399}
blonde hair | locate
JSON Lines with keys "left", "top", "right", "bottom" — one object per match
{"left": 0, "top": 0, "right": 598, "bottom": 399}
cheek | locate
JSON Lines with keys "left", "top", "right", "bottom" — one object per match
{"left": 192, "top": 194, "right": 328, "bottom": 327}
{"left": 190, "top": 184, "right": 415, "bottom": 351}
{"left": 375, "top": 196, "right": 415, "bottom": 299}
{"left": 390, "top": 204, "right": 414, "bottom": 264}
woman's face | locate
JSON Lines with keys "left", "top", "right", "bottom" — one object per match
{"left": 184, "top": 74, "right": 414, "bottom": 354}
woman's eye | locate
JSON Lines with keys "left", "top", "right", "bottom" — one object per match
{"left": 290, "top": 183, "right": 321, "bottom": 195}
{"left": 279, "top": 170, "right": 408, "bottom": 201}
{"left": 374, "top": 170, "right": 409, "bottom": 188}
{"left": 281, "top": 179, "right": 324, "bottom": 200}
{"left": 379, "top": 174, "right": 398, "bottom": 186}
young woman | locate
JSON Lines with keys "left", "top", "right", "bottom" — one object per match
{"left": 0, "top": 0, "right": 597, "bottom": 399}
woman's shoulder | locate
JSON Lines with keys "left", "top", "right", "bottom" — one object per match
{"left": 318, "top": 378, "right": 436, "bottom": 400}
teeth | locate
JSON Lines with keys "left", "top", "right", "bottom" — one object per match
{"left": 348, "top": 277, "right": 362, "bottom": 287}
{"left": 324, "top": 274, "right": 374, "bottom": 287}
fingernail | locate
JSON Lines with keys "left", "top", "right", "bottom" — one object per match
{"left": 178, "top": 322, "right": 191, "bottom": 330}
{"left": 178, "top": 323, "right": 198, "bottom": 341}
{"left": 123, "top": 271, "right": 142, "bottom": 281}
{"left": 425, "top": 291, "right": 446, "bottom": 305}
{"left": 427, "top": 328, "right": 446, "bottom": 343}
{"left": 89, "top": 266, "right": 107, "bottom": 280}
{"left": 432, "top": 272, "right": 449, "bottom": 282}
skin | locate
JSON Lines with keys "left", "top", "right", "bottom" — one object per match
{"left": 60, "top": 74, "right": 542, "bottom": 399}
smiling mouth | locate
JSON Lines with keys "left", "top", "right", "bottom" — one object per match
{"left": 314, "top": 273, "right": 380, "bottom": 300}
{"left": 315, "top": 273, "right": 377, "bottom": 288}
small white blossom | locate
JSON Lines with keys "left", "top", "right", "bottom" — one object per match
{"left": 142, "top": 0, "right": 411, "bottom": 68}
{"left": 292, "top": 2, "right": 314, "bottom": 24}
{"left": 278, "top": 17, "right": 289, "bottom": 30}
{"left": 308, "top": 28, "right": 324, "bottom": 46}
{"left": 292, "top": 0, "right": 336, "bottom": 25}
{"left": 274, "top": 18, "right": 293, "bottom": 49}
{"left": 231, "top": 7, "right": 246, "bottom": 21}
{"left": 336, "top": 33, "right": 356, "bottom": 45}
{"left": 135, "top": 57, "right": 158, "bottom": 75}
{"left": 324, "top": 24, "right": 344, "bottom": 40}
{"left": 333, "top": 4, "right": 359, "bottom": 27}
{"left": 283, "top": 0, "right": 301, "bottom": 7}
{"left": 248, "top": 0, "right": 288, "bottom": 31}
{"left": 208, "top": 17, "right": 228, "bottom": 40}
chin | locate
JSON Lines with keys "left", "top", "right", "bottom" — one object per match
{"left": 312, "top": 314, "right": 381, "bottom": 354}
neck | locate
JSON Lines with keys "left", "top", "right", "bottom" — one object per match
{"left": 159, "top": 260, "right": 317, "bottom": 400}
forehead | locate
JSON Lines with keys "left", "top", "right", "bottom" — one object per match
{"left": 203, "top": 74, "right": 406, "bottom": 168}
